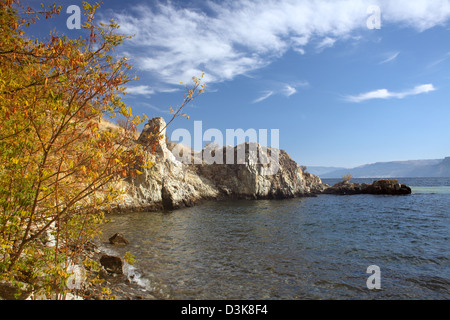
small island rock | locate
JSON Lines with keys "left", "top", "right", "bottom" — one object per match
{"left": 323, "top": 179, "right": 412, "bottom": 195}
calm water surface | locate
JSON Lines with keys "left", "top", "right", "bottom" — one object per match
{"left": 98, "top": 178, "right": 450, "bottom": 299}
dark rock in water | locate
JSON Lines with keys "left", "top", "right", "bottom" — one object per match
{"left": 109, "top": 233, "right": 130, "bottom": 246}
{"left": 323, "top": 181, "right": 368, "bottom": 195}
{"left": 323, "top": 179, "right": 412, "bottom": 195}
{"left": 100, "top": 255, "right": 123, "bottom": 274}
{"left": 365, "top": 179, "right": 412, "bottom": 195}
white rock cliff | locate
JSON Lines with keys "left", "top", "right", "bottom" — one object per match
{"left": 115, "top": 117, "right": 327, "bottom": 212}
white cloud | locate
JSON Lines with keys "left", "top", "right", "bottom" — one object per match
{"left": 125, "top": 85, "right": 154, "bottom": 95}
{"left": 292, "top": 36, "right": 309, "bottom": 47}
{"left": 346, "top": 84, "right": 436, "bottom": 102}
{"left": 379, "top": 52, "right": 400, "bottom": 64}
{"left": 124, "top": 84, "right": 180, "bottom": 96}
{"left": 104, "top": 0, "right": 450, "bottom": 87}
{"left": 253, "top": 91, "right": 274, "bottom": 104}
{"left": 292, "top": 36, "right": 309, "bottom": 54}
{"left": 158, "top": 87, "right": 181, "bottom": 94}
{"left": 316, "top": 37, "right": 337, "bottom": 52}
{"left": 380, "top": 0, "right": 450, "bottom": 31}
{"left": 283, "top": 85, "right": 297, "bottom": 97}
{"left": 283, "top": 81, "right": 309, "bottom": 96}
{"left": 293, "top": 48, "right": 306, "bottom": 55}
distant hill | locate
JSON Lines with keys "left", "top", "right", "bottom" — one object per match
{"left": 435, "top": 157, "right": 450, "bottom": 177}
{"left": 304, "top": 166, "right": 346, "bottom": 176}
{"left": 307, "top": 157, "right": 450, "bottom": 178}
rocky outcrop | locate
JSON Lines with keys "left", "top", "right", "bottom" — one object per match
{"left": 114, "top": 117, "right": 411, "bottom": 212}
{"left": 366, "top": 179, "right": 412, "bottom": 195}
{"left": 323, "top": 179, "right": 412, "bottom": 195}
{"left": 114, "top": 117, "right": 326, "bottom": 212}
{"left": 303, "top": 171, "right": 329, "bottom": 194}
{"left": 116, "top": 117, "right": 221, "bottom": 212}
{"left": 195, "top": 143, "right": 309, "bottom": 200}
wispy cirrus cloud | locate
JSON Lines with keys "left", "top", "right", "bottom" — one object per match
{"left": 427, "top": 52, "right": 450, "bottom": 68}
{"left": 139, "top": 102, "right": 172, "bottom": 114}
{"left": 253, "top": 91, "right": 274, "bottom": 104}
{"left": 346, "top": 84, "right": 436, "bottom": 102}
{"left": 125, "top": 85, "right": 181, "bottom": 96}
{"left": 104, "top": 0, "right": 450, "bottom": 88}
{"left": 253, "top": 81, "right": 309, "bottom": 103}
{"left": 379, "top": 51, "right": 400, "bottom": 64}
{"left": 282, "top": 81, "right": 310, "bottom": 96}
{"left": 283, "top": 85, "right": 297, "bottom": 97}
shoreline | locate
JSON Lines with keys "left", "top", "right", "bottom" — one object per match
{"left": 1, "top": 178, "right": 413, "bottom": 300}
{"left": 110, "top": 178, "right": 412, "bottom": 215}
{"left": 92, "top": 181, "right": 448, "bottom": 300}
{"left": 79, "top": 240, "right": 159, "bottom": 300}
{"left": 95, "top": 178, "right": 413, "bottom": 300}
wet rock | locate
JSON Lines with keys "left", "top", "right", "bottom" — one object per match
{"left": 98, "top": 267, "right": 109, "bottom": 280}
{"left": 109, "top": 233, "right": 130, "bottom": 246}
{"left": 100, "top": 255, "right": 123, "bottom": 275}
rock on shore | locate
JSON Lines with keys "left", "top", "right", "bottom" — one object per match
{"left": 114, "top": 117, "right": 327, "bottom": 212}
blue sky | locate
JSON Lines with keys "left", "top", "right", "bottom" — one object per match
{"left": 25, "top": 0, "right": 450, "bottom": 167}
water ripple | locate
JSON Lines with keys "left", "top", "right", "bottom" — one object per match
{"left": 98, "top": 180, "right": 450, "bottom": 300}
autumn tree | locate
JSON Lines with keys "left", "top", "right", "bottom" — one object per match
{"left": 0, "top": 1, "right": 205, "bottom": 299}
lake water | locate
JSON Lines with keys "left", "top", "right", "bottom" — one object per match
{"left": 97, "top": 178, "right": 450, "bottom": 300}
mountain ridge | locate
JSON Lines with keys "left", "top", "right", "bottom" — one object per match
{"left": 307, "top": 158, "right": 450, "bottom": 178}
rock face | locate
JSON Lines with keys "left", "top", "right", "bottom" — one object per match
{"left": 115, "top": 117, "right": 326, "bottom": 212}
{"left": 117, "top": 117, "right": 220, "bottom": 212}
{"left": 323, "top": 179, "right": 412, "bottom": 195}
{"left": 196, "top": 143, "right": 308, "bottom": 200}
{"left": 303, "top": 171, "right": 329, "bottom": 194}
